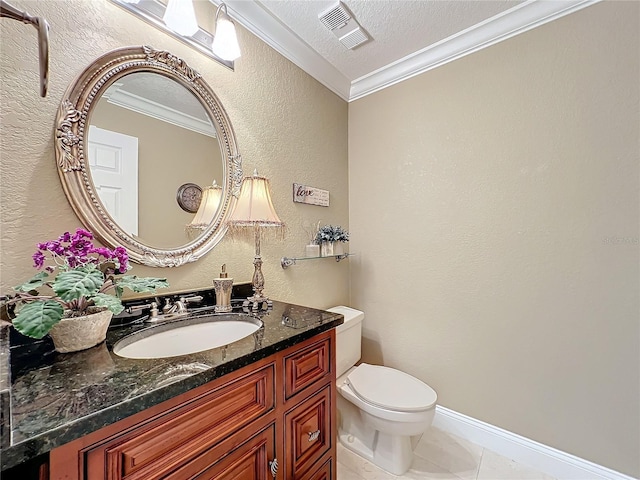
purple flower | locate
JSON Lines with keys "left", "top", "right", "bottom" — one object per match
{"left": 44, "top": 241, "right": 65, "bottom": 256}
{"left": 31, "top": 228, "right": 131, "bottom": 275}
{"left": 66, "top": 253, "right": 80, "bottom": 268}
{"left": 73, "top": 229, "right": 93, "bottom": 241}
{"left": 113, "top": 247, "right": 129, "bottom": 273}
{"left": 89, "top": 247, "right": 113, "bottom": 259}
{"left": 32, "top": 251, "right": 45, "bottom": 269}
{"left": 70, "top": 238, "right": 90, "bottom": 254}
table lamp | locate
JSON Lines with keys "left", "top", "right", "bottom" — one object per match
{"left": 227, "top": 170, "right": 284, "bottom": 310}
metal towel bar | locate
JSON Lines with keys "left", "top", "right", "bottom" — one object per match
{"left": 0, "top": 0, "right": 49, "bottom": 97}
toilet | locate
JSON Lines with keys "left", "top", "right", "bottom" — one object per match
{"left": 328, "top": 306, "right": 437, "bottom": 476}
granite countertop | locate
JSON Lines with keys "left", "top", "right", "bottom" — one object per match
{"left": 0, "top": 296, "right": 343, "bottom": 471}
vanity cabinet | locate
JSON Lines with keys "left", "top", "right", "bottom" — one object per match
{"left": 48, "top": 329, "right": 336, "bottom": 480}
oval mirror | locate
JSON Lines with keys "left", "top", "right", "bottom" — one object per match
{"left": 54, "top": 46, "right": 242, "bottom": 267}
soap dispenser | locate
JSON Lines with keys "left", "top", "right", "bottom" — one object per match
{"left": 213, "top": 264, "right": 233, "bottom": 313}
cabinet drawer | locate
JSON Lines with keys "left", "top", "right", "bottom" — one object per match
{"left": 284, "top": 337, "right": 330, "bottom": 400}
{"left": 88, "top": 363, "right": 275, "bottom": 480}
{"left": 284, "top": 385, "right": 332, "bottom": 479}
{"left": 169, "top": 423, "right": 276, "bottom": 480}
{"left": 299, "top": 459, "right": 332, "bottom": 480}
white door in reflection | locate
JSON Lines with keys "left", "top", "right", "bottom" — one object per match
{"left": 88, "top": 125, "right": 139, "bottom": 236}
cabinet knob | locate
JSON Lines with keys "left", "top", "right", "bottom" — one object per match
{"left": 269, "top": 458, "right": 278, "bottom": 478}
{"left": 308, "top": 429, "right": 321, "bottom": 442}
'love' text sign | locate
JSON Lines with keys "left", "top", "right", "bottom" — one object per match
{"left": 292, "top": 183, "right": 329, "bottom": 207}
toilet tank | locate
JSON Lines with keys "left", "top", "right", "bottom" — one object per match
{"left": 327, "top": 306, "right": 364, "bottom": 377}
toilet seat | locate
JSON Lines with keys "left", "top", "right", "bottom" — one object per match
{"left": 345, "top": 363, "right": 437, "bottom": 412}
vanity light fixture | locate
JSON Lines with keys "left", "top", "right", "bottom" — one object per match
{"left": 108, "top": 0, "right": 235, "bottom": 69}
{"left": 211, "top": 2, "right": 241, "bottom": 61}
{"left": 227, "top": 170, "right": 284, "bottom": 310}
{"left": 188, "top": 181, "right": 223, "bottom": 231}
{"left": 163, "top": 0, "right": 198, "bottom": 36}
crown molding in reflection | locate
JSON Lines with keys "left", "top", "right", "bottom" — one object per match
{"left": 103, "top": 86, "right": 217, "bottom": 137}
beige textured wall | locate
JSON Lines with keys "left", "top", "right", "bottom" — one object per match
{"left": 0, "top": 0, "right": 349, "bottom": 310}
{"left": 349, "top": 2, "right": 639, "bottom": 477}
{"left": 92, "top": 101, "right": 223, "bottom": 248}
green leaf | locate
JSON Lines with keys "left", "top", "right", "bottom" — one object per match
{"left": 52, "top": 267, "right": 104, "bottom": 302}
{"left": 13, "top": 300, "right": 64, "bottom": 339}
{"left": 92, "top": 293, "right": 124, "bottom": 315}
{"left": 116, "top": 276, "right": 169, "bottom": 293}
{"left": 14, "top": 271, "right": 49, "bottom": 292}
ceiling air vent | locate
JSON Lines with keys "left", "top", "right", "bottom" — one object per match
{"left": 339, "top": 26, "right": 368, "bottom": 49}
{"left": 318, "top": 3, "right": 351, "bottom": 30}
{"left": 318, "top": 2, "right": 370, "bottom": 50}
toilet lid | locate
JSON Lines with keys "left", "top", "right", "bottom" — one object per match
{"left": 345, "top": 363, "right": 437, "bottom": 412}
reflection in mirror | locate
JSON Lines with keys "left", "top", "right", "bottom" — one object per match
{"left": 188, "top": 181, "right": 223, "bottom": 232}
{"left": 54, "top": 46, "right": 242, "bottom": 267}
{"left": 88, "top": 72, "right": 223, "bottom": 249}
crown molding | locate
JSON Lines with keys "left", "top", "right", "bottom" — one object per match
{"left": 216, "top": 0, "right": 352, "bottom": 100}
{"left": 349, "top": 0, "right": 601, "bottom": 101}
{"left": 215, "top": 0, "right": 600, "bottom": 102}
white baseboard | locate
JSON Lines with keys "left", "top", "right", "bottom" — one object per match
{"left": 433, "top": 406, "right": 637, "bottom": 480}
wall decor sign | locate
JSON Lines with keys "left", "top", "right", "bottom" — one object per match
{"left": 293, "top": 183, "right": 329, "bottom": 207}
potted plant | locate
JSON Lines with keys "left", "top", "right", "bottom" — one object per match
{"left": 1, "top": 228, "right": 169, "bottom": 353}
{"left": 314, "top": 225, "right": 349, "bottom": 256}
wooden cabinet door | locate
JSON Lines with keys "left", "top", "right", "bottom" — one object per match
{"left": 284, "top": 385, "right": 332, "bottom": 479}
{"left": 168, "top": 423, "right": 276, "bottom": 480}
{"left": 298, "top": 459, "right": 332, "bottom": 480}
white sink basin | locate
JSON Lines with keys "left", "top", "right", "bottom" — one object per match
{"left": 113, "top": 314, "right": 262, "bottom": 359}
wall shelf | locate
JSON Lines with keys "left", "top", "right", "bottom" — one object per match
{"left": 281, "top": 253, "right": 353, "bottom": 269}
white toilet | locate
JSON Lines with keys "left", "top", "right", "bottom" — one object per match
{"left": 328, "top": 306, "right": 437, "bottom": 476}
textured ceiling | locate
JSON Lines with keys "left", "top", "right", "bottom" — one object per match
{"left": 255, "top": 0, "right": 523, "bottom": 81}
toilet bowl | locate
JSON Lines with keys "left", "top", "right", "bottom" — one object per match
{"left": 327, "top": 306, "right": 438, "bottom": 476}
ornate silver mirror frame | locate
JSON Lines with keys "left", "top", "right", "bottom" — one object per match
{"left": 55, "top": 45, "right": 243, "bottom": 268}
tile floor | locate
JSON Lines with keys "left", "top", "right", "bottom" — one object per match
{"left": 337, "top": 427, "right": 555, "bottom": 480}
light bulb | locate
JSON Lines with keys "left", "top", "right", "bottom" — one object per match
{"left": 163, "top": 0, "right": 199, "bottom": 37}
{"left": 212, "top": 8, "right": 241, "bottom": 61}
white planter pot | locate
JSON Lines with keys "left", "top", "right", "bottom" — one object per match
{"left": 305, "top": 244, "right": 320, "bottom": 258}
{"left": 333, "top": 242, "right": 345, "bottom": 256}
{"left": 320, "top": 241, "right": 334, "bottom": 257}
{"left": 49, "top": 309, "right": 113, "bottom": 353}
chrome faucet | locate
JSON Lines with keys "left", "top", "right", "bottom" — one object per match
{"left": 162, "top": 298, "right": 186, "bottom": 315}
{"left": 161, "top": 295, "right": 204, "bottom": 318}
{"left": 126, "top": 295, "right": 204, "bottom": 323}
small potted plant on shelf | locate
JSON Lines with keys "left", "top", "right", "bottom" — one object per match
{"left": 314, "top": 224, "right": 349, "bottom": 257}
{"left": 1, "top": 228, "right": 169, "bottom": 353}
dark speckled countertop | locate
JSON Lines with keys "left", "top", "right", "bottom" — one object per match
{"left": 0, "top": 294, "right": 343, "bottom": 471}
